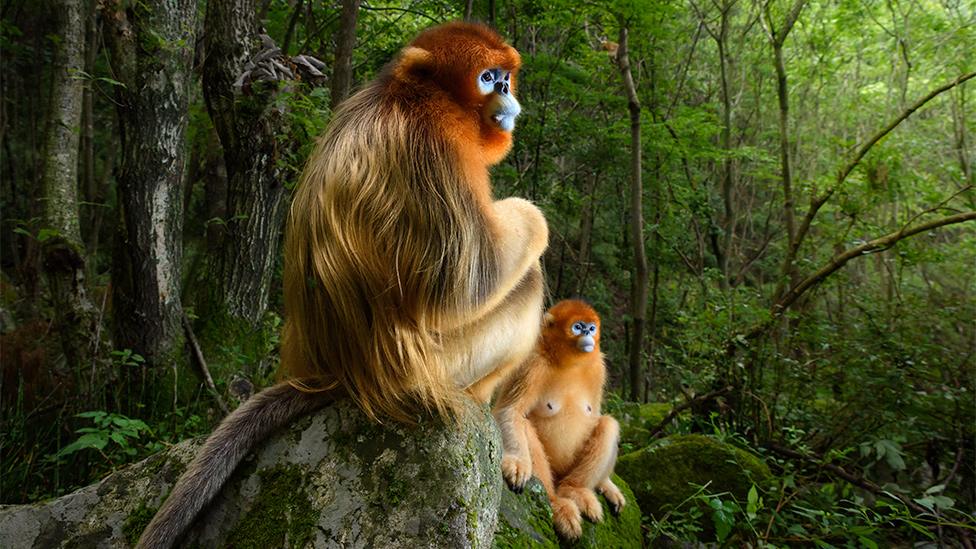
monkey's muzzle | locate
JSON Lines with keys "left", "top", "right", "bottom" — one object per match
{"left": 487, "top": 93, "right": 521, "bottom": 132}
{"left": 577, "top": 335, "right": 595, "bottom": 353}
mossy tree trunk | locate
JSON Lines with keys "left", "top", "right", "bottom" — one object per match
{"left": 199, "top": 0, "right": 295, "bottom": 336}
{"left": 198, "top": 0, "right": 326, "bottom": 346}
{"left": 101, "top": 0, "right": 196, "bottom": 381}
{"left": 40, "top": 0, "right": 100, "bottom": 372}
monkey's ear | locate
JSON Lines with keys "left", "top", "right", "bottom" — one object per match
{"left": 394, "top": 46, "right": 433, "bottom": 80}
{"left": 543, "top": 312, "right": 555, "bottom": 328}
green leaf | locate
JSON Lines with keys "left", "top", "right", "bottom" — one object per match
{"left": 96, "top": 76, "right": 126, "bottom": 88}
{"left": 57, "top": 432, "right": 109, "bottom": 457}
{"left": 746, "top": 485, "right": 759, "bottom": 519}
{"left": 858, "top": 536, "right": 878, "bottom": 549}
{"left": 36, "top": 228, "right": 59, "bottom": 242}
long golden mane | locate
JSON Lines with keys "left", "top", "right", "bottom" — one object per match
{"left": 279, "top": 33, "right": 514, "bottom": 423}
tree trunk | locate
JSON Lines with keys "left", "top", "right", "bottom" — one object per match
{"left": 330, "top": 0, "right": 362, "bottom": 109}
{"left": 200, "top": 0, "right": 312, "bottom": 331}
{"left": 716, "top": 4, "right": 733, "bottom": 289}
{"left": 575, "top": 172, "right": 597, "bottom": 296}
{"left": 102, "top": 0, "right": 196, "bottom": 369}
{"left": 616, "top": 24, "right": 648, "bottom": 402}
{"left": 765, "top": 0, "right": 806, "bottom": 301}
{"left": 41, "top": 0, "right": 99, "bottom": 371}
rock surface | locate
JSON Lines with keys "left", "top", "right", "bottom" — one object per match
{"left": 0, "top": 399, "right": 503, "bottom": 548}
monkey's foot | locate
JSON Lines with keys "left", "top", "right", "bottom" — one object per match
{"left": 559, "top": 485, "right": 603, "bottom": 523}
{"left": 550, "top": 496, "right": 583, "bottom": 540}
{"left": 501, "top": 454, "right": 532, "bottom": 493}
{"left": 598, "top": 478, "right": 626, "bottom": 516}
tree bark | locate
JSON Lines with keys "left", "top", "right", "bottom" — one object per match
{"left": 41, "top": 0, "right": 99, "bottom": 371}
{"left": 330, "top": 0, "right": 362, "bottom": 109}
{"left": 102, "top": 0, "right": 196, "bottom": 368}
{"left": 716, "top": 2, "right": 733, "bottom": 289}
{"left": 616, "top": 24, "right": 648, "bottom": 402}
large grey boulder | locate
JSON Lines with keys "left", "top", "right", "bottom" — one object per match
{"left": 0, "top": 399, "right": 502, "bottom": 548}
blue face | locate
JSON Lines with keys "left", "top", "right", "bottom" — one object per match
{"left": 571, "top": 321, "right": 597, "bottom": 337}
{"left": 477, "top": 68, "right": 520, "bottom": 132}
{"left": 571, "top": 321, "right": 598, "bottom": 353}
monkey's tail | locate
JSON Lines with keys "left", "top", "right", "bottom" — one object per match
{"left": 136, "top": 382, "right": 331, "bottom": 549}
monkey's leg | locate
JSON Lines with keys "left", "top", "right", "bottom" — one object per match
{"left": 525, "top": 422, "right": 583, "bottom": 540}
{"left": 556, "top": 415, "right": 620, "bottom": 523}
{"left": 496, "top": 406, "right": 532, "bottom": 491}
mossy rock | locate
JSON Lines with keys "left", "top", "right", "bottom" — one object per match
{"left": 493, "top": 475, "right": 643, "bottom": 548}
{"left": 616, "top": 434, "right": 771, "bottom": 522}
{"left": 613, "top": 402, "right": 674, "bottom": 450}
{"left": 0, "top": 399, "right": 502, "bottom": 548}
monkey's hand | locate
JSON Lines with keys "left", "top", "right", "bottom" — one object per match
{"left": 491, "top": 197, "right": 548, "bottom": 277}
{"left": 501, "top": 453, "right": 532, "bottom": 493}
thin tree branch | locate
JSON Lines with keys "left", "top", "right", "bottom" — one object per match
{"left": 734, "top": 210, "right": 976, "bottom": 347}
{"left": 648, "top": 386, "right": 733, "bottom": 438}
{"left": 182, "top": 312, "right": 229, "bottom": 415}
{"left": 775, "top": 211, "right": 976, "bottom": 315}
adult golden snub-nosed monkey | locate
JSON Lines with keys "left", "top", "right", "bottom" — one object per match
{"left": 137, "top": 22, "right": 547, "bottom": 549}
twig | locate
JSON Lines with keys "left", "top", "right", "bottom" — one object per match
{"left": 648, "top": 385, "right": 733, "bottom": 438}
{"left": 181, "top": 312, "right": 229, "bottom": 414}
{"left": 89, "top": 286, "right": 109, "bottom": 390}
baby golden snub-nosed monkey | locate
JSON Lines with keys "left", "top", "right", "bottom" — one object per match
{"left": 137, "top": 22, "right": 548, "bottom": 549}
{"left": 493, "top": 299, "right": 626, "bottom": 540}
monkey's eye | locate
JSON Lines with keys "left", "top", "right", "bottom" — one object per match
{"left": 571, "top": 322, "right": 585, "bottom": 335}
{"left": 587, "top": 324, "right": 598, "bottom": 335}
{"left": 481, "top": 71, "right": 494, "bottom": 83}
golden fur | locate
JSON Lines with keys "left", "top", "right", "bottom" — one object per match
{"left": 280, "top": 22, "right": 544, "bottom": 423}
{"left": 493, "top": 300, "right": 626, "bottom": 540}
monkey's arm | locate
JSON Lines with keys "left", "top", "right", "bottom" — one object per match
{"left": 463, "top": 197, "right": 548, "bottom": 326}
{"left": 136, "top": 384, "right": 331, "bottom": 549}
{"left": 492, "top": 357, "right": 546, "bottom": 490}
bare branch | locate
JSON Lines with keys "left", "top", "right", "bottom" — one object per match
{"left": 776, "top": 211, "right": 976, "bottom": 315}
{"left": 791, "top": 72, "right": 976, "bottom": 256}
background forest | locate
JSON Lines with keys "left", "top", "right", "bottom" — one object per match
{"left": 1, "top": 0, "right": 973, "bottom": 545}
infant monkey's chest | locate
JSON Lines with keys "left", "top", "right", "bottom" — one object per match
{"left": 533, "top": 393, "right": 595, "bottom": 418}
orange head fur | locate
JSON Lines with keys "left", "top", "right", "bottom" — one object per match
{"left": 540, "top": 300, "right": 602, "bottom": 367}
{"left": 279, "top": 23, "right": 524, "bottom": 424}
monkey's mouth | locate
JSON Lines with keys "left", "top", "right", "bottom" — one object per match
{"left": 491, "top": 109, "right": 520, "bottom": 132}
{"left": 487, "top": 93, "right": 522, "bottom": 132}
